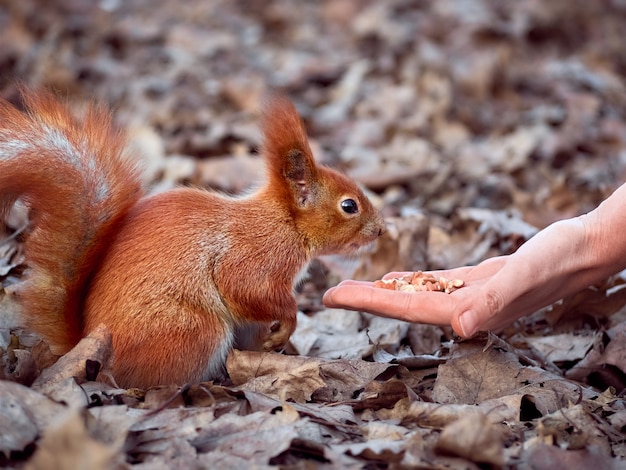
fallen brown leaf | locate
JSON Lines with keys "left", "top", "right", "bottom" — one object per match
{"left": 435, "top": 412, "right": 505, "bottom": 467}
{"left": 25, "top": 410, "right": 119, "bottom": 470}
{"left": 31, "top": 324, "right": 113, "bottom": 393}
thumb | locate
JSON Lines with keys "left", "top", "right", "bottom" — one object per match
{"left": 322, "top": 286, "right": 338, "bottom": 307}
{"left": 451, "top": 289, "right": 507, "bottom": 338}
{"left": 452, "top": 310, "right": 480, "bottom": 338}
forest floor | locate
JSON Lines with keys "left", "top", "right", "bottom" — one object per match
{"left": 1, "top": 0, "right": 625, "bottom": 468}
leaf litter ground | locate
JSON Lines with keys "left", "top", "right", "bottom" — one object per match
{"left": 1, "top": 0, "right": 626, "bottom": 468}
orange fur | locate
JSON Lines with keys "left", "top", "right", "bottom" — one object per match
{"left": 1, "top": 91, "right": 384, "bottom": 388}
{"left": 0, "top": 92, "right": 142, "bottom": 352}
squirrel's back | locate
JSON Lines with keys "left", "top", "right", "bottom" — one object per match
{"left": 0, "top": 91, "right": 143, "bottom": 352}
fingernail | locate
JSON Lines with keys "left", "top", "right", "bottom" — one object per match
{"left": 459, "top": 310, "right": 478, "bottom": 337}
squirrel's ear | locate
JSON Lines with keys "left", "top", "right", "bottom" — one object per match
{"left": 261, "top": 93, "right": 318, "bottom": 207}
{"left": 281, "top": 148, "right": 317, "bottom": 207}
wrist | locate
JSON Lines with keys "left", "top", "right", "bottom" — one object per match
{"left": 579, "top": 210, "right": 626, "bottom": 284}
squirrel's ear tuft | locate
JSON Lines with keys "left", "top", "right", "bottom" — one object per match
{"left": 261, "top": 93, "right": 318, "bottom": 207}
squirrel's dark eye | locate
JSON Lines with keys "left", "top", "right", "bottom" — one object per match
{"left": 341, "top": 198, "right": 359, "bottom": 214}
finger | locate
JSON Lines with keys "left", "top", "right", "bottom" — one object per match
{"left": 323, "top": 280, "right": 373, "bottom": 305}
{"left": 382, "top": 271, "right": 412, "bottom": 280}
{"left": 334, "top": 280, "right": 373, "bottom": 287}
{"left": 323, "top": 283, "right": 457, "bottom": 325}
{"left": 382, "top": 266, "right": 483, "bottom": 282}
{"left": 451, "top": 276, "right": 515, "bottom": 337}
{"left": 430, "top": 257, "right": 509, "bottom": 282}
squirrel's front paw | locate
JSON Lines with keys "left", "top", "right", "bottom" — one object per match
{"left": 261, "top": 320, "right": 295, "bottom": 351}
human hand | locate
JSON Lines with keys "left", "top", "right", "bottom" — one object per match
{"left": 323, "top": 257, "right": 511, "bottom": 337}
{"left": 324, "top": 183, "right": 626, "bottom": 337}
{"left": 324, "top": 215, "right": 617, "bottom": 337}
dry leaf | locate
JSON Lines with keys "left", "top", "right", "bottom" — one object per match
{"left": 26, "top": 410, "right": 119, "bottom": 470}
{"left": 435, "top": 413, "right": 505, "bottom": 466}
{"left": 227, "top": 350, "right": 325, "bottom": 402}
{"left": 2, "top": 0, "right": 626, "bottom": 467}
{"left": 526, "top": 333, "right": 597, "bottom": 363}
{"left": 32, "top": 324, "right": 113, "bottom": 394}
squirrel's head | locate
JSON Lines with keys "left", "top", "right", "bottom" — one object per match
{"left": 260, "top": 93, "right": 385, "bottom": 255}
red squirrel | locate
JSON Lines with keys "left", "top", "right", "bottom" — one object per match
{"left": 0, "top": 91, "right": 384, "bottom": 388}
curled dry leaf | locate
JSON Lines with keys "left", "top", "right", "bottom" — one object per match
{"left": 31, "top": 323, "right": 113, "bottom": 397}
{"left": 373, "top": 271, "right": 465, "bottom": 294}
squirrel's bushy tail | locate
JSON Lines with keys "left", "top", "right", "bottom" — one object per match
{"left": 0, "top": 91, "right": 143, "bottom": 352}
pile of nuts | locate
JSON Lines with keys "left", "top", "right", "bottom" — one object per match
{"left": 373, "top": 271, "right": 465, "bottom": 294}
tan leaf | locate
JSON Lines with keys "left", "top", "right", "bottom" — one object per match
{"left": 32, "top": 324, "right": 113, "bottom": 395}
{"left": 227, "top": 350, "right": 325, "bottom": 402}
{"left": 26, "top": 410, "right": 119, "bottom": 470}
{"left": 434, "top": 413, "right": 505, "bottom": 467}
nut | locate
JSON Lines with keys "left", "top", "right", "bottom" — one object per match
{"left": 374, "top": 271, "right": 464, "bottom": 294}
